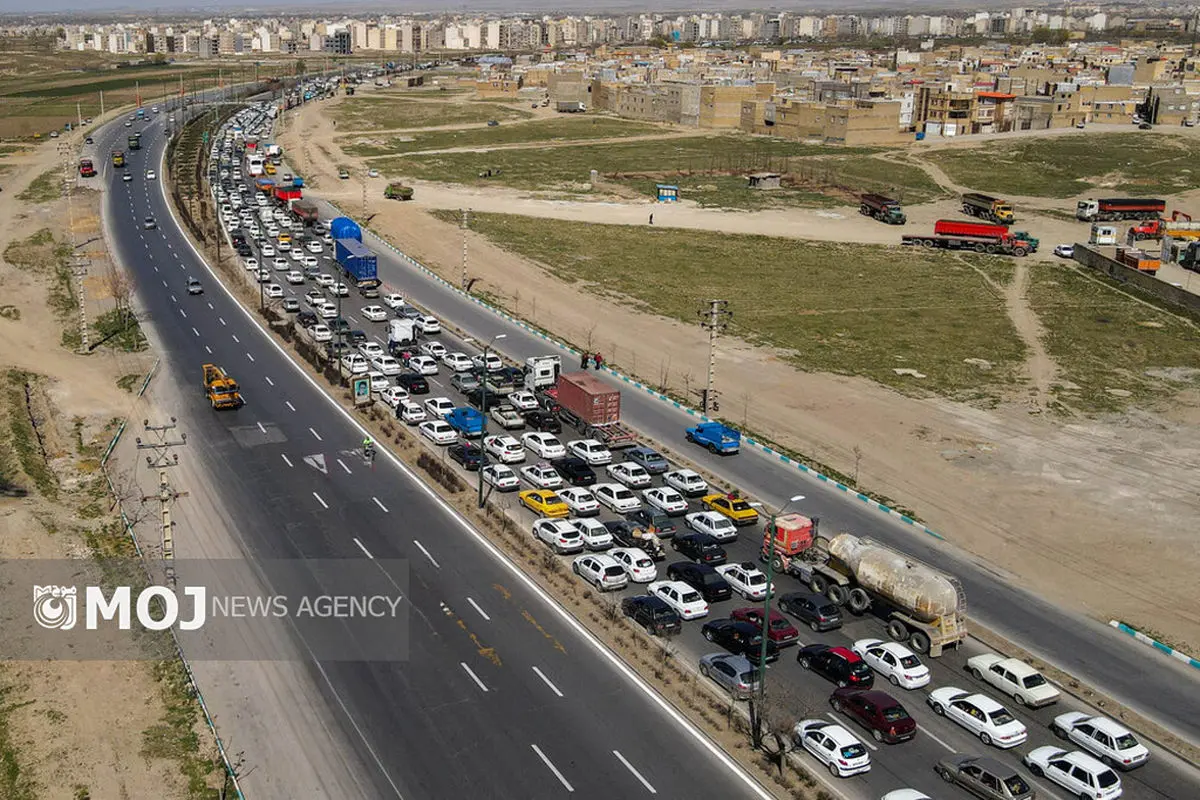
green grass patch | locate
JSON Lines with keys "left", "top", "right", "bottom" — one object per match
{"left": 92, "top": 309, "right": 147, "bottom": 353}
{"left": 17, "top": 168, "right": 61, "bottom": 203}
{"left": 810, "top": 155, "right": 947, "bottom": 205}
{"left": 0, "top": 680, "right": 38, "bottom": 800}
{"left": 448, "top": 211, "right": 1026, "bottom": 398}
{"left": 338, "top": 96, "right": 532, "bottom": 130}
{"left": 143, "top": 659, "right": 222, "bottom": 800}
{"left": 3, "top": 229, "right": 79, "bottom": 351}
{"left": 116, "top": 373, "right": 142, "bottom": 393}
{"left": 1028, "top": 264, "right": 1200, "bottom": 412}
{"left": 925, "top": 134, "right": 1200, "bottom": 198}
{"left": 4, "top": 370, "right": 58, "bottom": 500}
{"left": 341, "top": 116, "right": 667, "bottom": 157}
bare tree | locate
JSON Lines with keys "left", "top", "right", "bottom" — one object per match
{"left": 105, "top": 267, "right": 135, "bottom": 326}
{"left": 658, "top": 355, "right": 671, "bottom": 393}
{"left": 107, "top": 464, "right": 156, "bottom": 527}
{"left": 852, "top": 445, "right": 863, "bottom": 487}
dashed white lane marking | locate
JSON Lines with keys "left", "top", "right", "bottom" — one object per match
{"left": 232, "top": 333, "right": 239, "bottom": 342}
{"left": 412, "top": 540, "right": 440, "bottom": 568}
{"left": 170, "top": 294, "right": 177, "bottom": 303}
{"left": 337, "top": 458, "right": 352, "bottom": 474}
{"left": 531, "top": 745, "right": 573, "bottom": 792}
{"left": 461, "top": 663, "right": 488, "bottom": 693}
{"left": 281, "top": 454, "right": 293, "bottom": 468}
{"left": 285, "top": 401, "right": 296, "bottom": 412}
{"left": 257, "top": 422, "right": 266, "bottom": 434}
{"left": 312, "top": 492, "right": 328, "bottom": 510}
{"left": 246, "top": 353, "right": 254, "bottom": 362}
{"left": 207, "top": 302, "right": 213, "bottom": 310}
{"left": 309, "top": 427, "right": 322, "bottom": 441}
{"left": 204, "top": 345, "right": 212, "bottom": 354}
{"left": 373, "top": 497, "right": 388, "bottom": 513}
{"left": 220, "top": 317, "right": 226, "bottom": 325}
{"left": 532, "top": 666, "right": 564, "bottom": 698}
{"left": 354, "top": 537, "right": 373, "bottom": 559}
{"left": 264, "top": 376, "right": 274, "bottom": 386}
{"left": 191, "top": 327, "right": 199, "bottom": 337}
{"left": 919, "top": 725, "right": 957, "bottom": 753}
{"left": 613, "top": 751, "right": 656, "bottom": 794}
{"left": 179, "top": 308, "right": 187, "bottom": 318}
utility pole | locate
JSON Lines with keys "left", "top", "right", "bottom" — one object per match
{"left": 467, "top": 334, "right": 506, "bottom": 507}
{"left": 136, "top": 419, "right": 188, "bottom": 585}
{"left": 361, "top": 169, "right": 368, "bottom": 220}
{"left": 57, "top": 142, "right": 89, "bottom": 353}
{"left": 460, "top": 208, "right": 471, "bottom": 290}
{"left": 697, "top": 299, "right": 731, "bottom": 415}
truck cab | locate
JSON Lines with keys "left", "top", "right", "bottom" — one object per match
{"left": 524, "top": 355, "right": 562, "bottom": 391}
{"left": 686, "top": 421, "right": 741, "bottom": 455}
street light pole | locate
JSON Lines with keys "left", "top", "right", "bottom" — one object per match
{"left": 466, "top": 334, "right": 506, "bottom": 507}
{"left": 751, "top": 494, "right": 805, "bottom": 750}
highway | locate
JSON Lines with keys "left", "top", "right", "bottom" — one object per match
{"left": 90, "top": 109, "right": 771, "bottom": 798}
{"left": 302, "top": 186, "right": 1200, "bottom": 748}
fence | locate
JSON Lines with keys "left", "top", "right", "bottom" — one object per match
{"left": 1073, "top": 244, "right": 1200, "bottom": 316}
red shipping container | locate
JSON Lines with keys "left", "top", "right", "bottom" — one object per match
{"left": 933, "top": 219, "right": 1010, "bottom": 239}
{"left": 556, "top": 372, "right": 621, "bottom": 425}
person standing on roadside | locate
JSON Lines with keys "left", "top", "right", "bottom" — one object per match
{"left": 580, "top": 351, "right": 589, "bottom": 369}
{"left": 594, "top": 353, "right": 604, "bottom": 371}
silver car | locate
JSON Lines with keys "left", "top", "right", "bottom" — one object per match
{"left": 699, "top": 653, "right": 760, "bottom": 700}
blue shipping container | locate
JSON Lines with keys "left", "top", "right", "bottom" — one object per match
{"left": 335, "top": 238, "right": 378, "bottom": 284}
{"left": 330, "top": 217, "right": 362, "bottom": 242}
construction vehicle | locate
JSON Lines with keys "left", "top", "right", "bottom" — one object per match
{"left": 548, "top": 371, "right": 636, "bottom": 449}
{"left": 961, "top": 192, "right": 1014, "bottom": 223}
{"left": 273, "top": 184, "right": 302, "bottom": 206}
{"left": 933, "top": 219, "right": 1039, "bottom": 252}
{"left": 384, "top": 182, "right": 414, "bottom": 201}
{"left": 1129, "top": 210, "right": 1200, "bottom": 241}
{"left": 1115, "top": 246, "right": 1160, "bottom": 273}
{"left": 762, "top": 516, "right": 966, "bottom": 656}
{"left": 1075, "top": 198, "right": 1165, "bottom": 222}
{"left": 78, "top": 159, "right": 96, "bottom": 178}
{"left": 859, "top": 193, "right": 907, "bottom": 225}
{"left": 111, "top": 150, "right": 125, "bottom": 168}
{"left": 901, "top": 224, "right": 1033, "bottom": 257}
{"left": 202, "top": 364, "right": 244, "bottom": 409}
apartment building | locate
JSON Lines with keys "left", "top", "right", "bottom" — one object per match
{"left": 740, "top": 96, "right": 906, "bottom": 145}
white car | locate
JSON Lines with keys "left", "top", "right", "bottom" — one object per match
{"left": 243, "top": 257, "right": 259, "bottom": 271}
{"left": 851, "top": 639, "right": 930, "bottom": 690}
{"left": 359, "top": 341, "right": 385, "bottom": 360}
{"left": 371, "top": 354, "right": 402, "bottom": 376}
{"left": 408, "top": 356, "right": 439, "bottom": 376}
{"left": 314, "top": 273, "right": 334, "bottom": 287}
{"left": 684, "top": 511, "right": 738, "bottom": 542}
{"left": 272, "top": 257, "right": 290, "bottom": 271}
{"left": 261, "top": 244, "right": 276, "bottom": 258}
{"left": 520, "top": 463, "right": 562, "bottom": 490}
{"left": 1053, "top": 244, "right": 1075, "bottom": 258}
{"left": 664, "top": 468, "right": 709, "bottom": 497}
{"left": 382, "top": 293, "right": 405, "bottom": 309}
{"left": 609, "top": 547, "right": 656, "bottom": 582}
{"left": 419, "top": 420, "right": 457, "bottom": 445}
{"left": 145, "top": 169, "right": 156, "bottom": 180}
{"left": 568, "top": 439, "right": 612, "bottom": 465}
{"left": 317, "top": 302, "right": 338, "bottom": 319}
{"left": 966, "top": 654, "right": 1060, "bottom": 708}
{"left": 648, "top": 580, "right": 708, "bottom": 620}
{"left": 508, "top": 390, "right": 539, "bottom": 412}
{"left": 379, "top": 386, "right": 408, "bottom": 407}
{"left": 419, "top": 341, "right": 447, "bottom": 359}
{"left": 573, "top": 554, "right": 628, "bottom": 591}
{"left": 533, "top": 519, "right": 584, "bottom": 555}
{"left": 286, "top": 270, "right": 305, "bottom": 284}
{"left": 340, "top": 353, "right": 369, "bottom": 374}
{"left": 1023, "top": 747, "right": 1122, "bottom": 800}
{"left": 1051, "top": 712, "right": 1149, "bottom": 770}
{"left": 424, "top": 396, "right": 456, "bottom": 419}
{"left": 569, "top": 517, "right": 613, "bottom": 550}
{"left": 642, "top": 486, "right": 689, "bottom": 516}
{"left": 605, "top": 461, "right": 651, "bottom": 488}
{"left": 442, "top": 352, "right": 474, "bottom": 372}
{"left": 361, "top": 305, "right": 388, "bottom": 322}
{"left": 522, "top": 432, "right": 566, "bottom": 460}
{"left": 482, "top": 463, "right": 519, "bottom": 491}
{"left": 310, "top": 324, "right": 332, "bottom": 343}
{"left": 332, "top": 282, "right": 350, "bottom": 297}
{"left": 471, "top": 352, "right": 504, "bottom": 372}
{"left": 367, "top": 371, "right": 390, "bottom": 393}
{"left": 483, "top": 434, "right": 525, "bottom": 464}
{"left": 397, "top": 399, "right": 426, "bottom": 425}
{"left": 302, "top": 255, "right": 319, "bottom": 268}
{"left": 416, "top": 315, "right": 441, "bottom": 334}
{"left": 289, "top": 247, "right": 304, "bottom": 261}
{"left": 793, "top": 720, "right": 870, "bottom": 778}
{"left": 593, "top": 482, "right": 641, "bottom": 513}
{"left": 927, "top": 687, "right": 1027, "bottom": 749}
{"left": 265, "top": 283, "right": 284, "bottom": 298}
{"left": 715, "top": 562, "right": 773, "bottom": 601}
{"left": 306, "top": 240, "right": 323, "bottom": 253}
{"left": 558, "top": 487, "right": 600, "bottom": 516}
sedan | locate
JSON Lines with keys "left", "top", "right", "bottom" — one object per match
{"left": 935, "top": 755, "right": 1033, "bottom": 800}
{"left": 623, "top": 595, "right": 681, "bottom": 636}
{"left": 610, "top": 548, "right": 656, "bottom": 583}
{"left": 522, "top": 432, "right": 566, "bottom": 460}
{"left": 927, "top": 687, "right": 1027, "bottom": 749}
{"left": 519, "top": 463, "right": 563, "bottom": 490}
{"left": 416, "top": 315, "right": 441, "bottom": 334}
{"left": 671, "top": 533, "right": 727, "bottom": 565}
{"left": 701, "top": 493, "right": 759, "bottom": 525}
{"left": 700, "top": 653, "right": 760, "bottom": 700}
{"left": 797, "top": 644, "right": 874, "bottom": 688}
{"left": 521, "top": 489, "right": 570, "bottom": 518}
{"left": 1024, "top": 747, "right": 1121, "bottom": 800}
{"left": 442, "top": 352, "right": 474, "bottom": 372}
{"left": 642, "top": 486, "right": 689, "bottom": 516}
{"left": 703, "top": 618, "right": 780, "bottom": 664}
{"left": 261, "top": 244, "right": 276, "bottom": 258}
{"left": 361, "top": 305, "right": 388, "bottom": 322}
{"left": 371, "top": 355, "right": 402, "bottom": 376}
{"left": 379, "top": 386, "right": 409, "bottom": 408}
{"left": 965, "top": 654, "right": 1059, "bottom": 708}
{"left": 624, "top": 508, "right": 677, "bottom": 539}
{"left": 396, "top": 373, "right": 430, "bottom": 394}
{"left": 339, "top": 353, "right": 369, "bottom": 374}
{"left": 448, "top": 443, "right": 483, "bottom": 471}
{"left": 568, "top": 439, "right": 612, "bottom": 465}
{"left": 471, "top": 352, "right": 504, "bottom": 372}
{"left": 532, "top": 518, "right": 584, "bottom": 554}
{"left": 1053, "top": 244, "right": 1074, "bottom": 258}
{"left": 408, "top": 355, "right": 439, "bottom": 376}
{"left": 145, "top": 169, "right": 156, "bottom": 180}
{"left": 261, "top": 283, "right": 283, "bottom": 299}
{"left": 306, "top": 240, "right": 323, "bottom": 254}
{"left": 286, "top": 270, "right": 305, "bottom": 284}
{"left": 664, "top": 468, "right": 709, "bottom": 497}
{"left": 508, "top": 390, "right": 539, "bottom": 412}
{"left": 715, "top": 562, "right": 772, "bottom": 600}
{"left": 360, "top": 341, "right": 385, "bottom": 359}
{"left": 483, "top": 434, "right": 525, "bottom": 464}
{"left": 482, "top": 463, "right": 520, "bottom": 492}
{"left": 851, "top": 639, "right": 930, "bottom": 689}
{"left": 665, "top": 561, "right": 732, "bottom": 603}
{"left": 605, "top": 461, "right": 651, "bottom": 488}
{"left": 314, "top": 274, "right": 334, "bottom": 287}
{"left": 624, "top": 446, "right": 669, "bottom": 474}
{"left": 419, "top": 420, "right": 457, "bottom": 445}
{"left": 419, "top": 341, "right": 447, "bottom": 359}
{"left": 557, "top": 487, "right": 600, "bottom": 516}
{"left": 424, "top": 396, "right": 456, "bottom": 418}
{"left": 572, "top": 554, "right": 627, "bottom": 592}
{"left": 568, "top": 517, "right": 613, "bottom": 550}
{"left": 793, "top": 720, "right": 870, "bottom": 778}
{"left": 143, "top": 216, "right": 157, "bottom": 230}
{"left": 272, "top": 257, "right": 290, "bottom": 271}
{"left": 729, "top": 607, "right": 800, "bottom": 646}
{"left": 331, "top": 282, "right": 350, "bottom": 297}
{"left": 382, "top": 293, "right": 405, "bottom": 309}
{"left": 593, "top": 483, "right": 641, "bottom": 513}
{"left": 1050, "top": 712, "right": 1149, "bottom": 770}
{"left": 830, "top": 688, "right": 917, "bottom": 744}
{"left": 647, "top": 580, "right": 708, "bottom": 620}
{"left": 684, "top": 511, "right": 738, "bottom": 542}
{"left": 550, "top": 456, "right": 595, "bottom": 487}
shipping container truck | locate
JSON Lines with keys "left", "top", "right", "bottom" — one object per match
{"left": 335, "top": 238, "right": 381, "bottom": 290}
{"left": 859, "top": 193, "right": 907, "bottom": 225}
{"left": 1075, "top": 198, "right": 1165, "bottom": 222}
{"left": 1129, "top": 211, "right": 1200, "bottom": 241}
{"left": 961, "top": 192, "right": 1014, "bottom": 223}
{"left": 1115, "top": 246, "right": 1160, "bottom": 273}
{"left": 78, "top": 159, "right": 96, "bottom": 178}
{"left": 551, "top": 371, "right": 636, "bottom": 448}
{"left": 933, "top": 219, "right": 1039, "bottom": 252}
{"left": 762, "top": 518, "right": 966, "bottom": 656}
{"left": 901, "top": 227, "right": 1033, "bottom": 257}
{"left": 291, "top": 199, "right": 320, "bottom": 226}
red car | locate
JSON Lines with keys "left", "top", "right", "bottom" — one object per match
{"left": 830, "top": 687, "right": 917, "bottom": 744}
{"left": 729, "top": 607, "right": 800, "bottom": 646}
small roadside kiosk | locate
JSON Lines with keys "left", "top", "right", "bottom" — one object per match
{"left": 656, "top": 184, "right": 679, "bottom": 203}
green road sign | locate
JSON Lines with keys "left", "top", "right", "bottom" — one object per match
{"left": 202, "top": 131, "right": 209, "bottom": 144}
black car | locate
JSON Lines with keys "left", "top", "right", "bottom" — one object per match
{"left": 625, "top": 508, "right": 678, "bottom": 539}
{"left": 346, "top": 329, "right": 367, "bottom": 345}
{"left": 523, "top": 409, "right": 561, "bottom": 433}
{"left": 796, "top": 644, "right": 874, "bottom": 689}
{"left": 448, "top": 443, "right": 483, "bottom": 470}
{"left": 296, "top": 310, "right": 318, "bottom": 328}
{"left": 777, "top": 592, "right": 843, "bottom": 632}
{"left": 465, "top": 387, "right": 502, "bottom": 411}
{"left": 551, "top": 456, "right": 596, "bottom": 486}
{"left": 621, "top": 595, "right": 682, "bottom": 636}
{"left": 236, "top": 244, "right": 253, "bottom": 257}
{"left": 603, "top": 520, "right": 665, "bottom": 561}
{"left": 395, "top": 373, "right": 429, "bottom": 394}
{"left": 329, "top": 318, "right": 351, "bottom": 333}
{"left": 701, "top": 619, "right": 779, "bottom": 665}
{"left": 665, "top": 561, "right": 732, "bottom": 602}
{"left": 671, "top": 532, "right": 727, "bottom": 565}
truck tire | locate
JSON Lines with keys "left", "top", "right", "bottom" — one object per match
{"left": 921, "top": 239, "right": 935, "bottom": 248}
{"left": 809, "top": 575, "right": 828, "bottom": 595}
{"left": 985, "top": 244, "right": 998, "bottom": 254}
{"left": 859, "top": 205, "right": 870, "bottom": 215}
{"left": 1012, "top": 247, "right": 1029, "bottom": 257}
{"left": 826, "top": 584, "right": 847, "bottom": 606}
{"left": 909, "top": 631, "right": 931, "bottom": 654}
{"left": 886, "top": 619, "right": 909, "bottom": 642}
{"left": 962, "top": 204, "right": 972, "bottom": 216}
{"left": 770, "top": 554, "right": 785, "bottom": 573}
{"left": 847, "top": 588, "right": 871, "bottom": 614}
{"left": 974, "top": 243, "right": 987, "bottom": 253}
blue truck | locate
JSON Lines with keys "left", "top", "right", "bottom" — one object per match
{"left": 685, "top": 421, "right": 741, "bottom": 455}
{"left": 334, "top": 238, "right": 381, "bottom": 298}
{"left": 446, "top": 407, "right": 485, "bottom": 439}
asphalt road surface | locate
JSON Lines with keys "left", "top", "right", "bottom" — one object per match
{"left": 92, "top": 108, "right": 771, "bottom": 799}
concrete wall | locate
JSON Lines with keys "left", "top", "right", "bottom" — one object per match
{"left": 1074, "top": 244, "right": 1200, "bottom": 315}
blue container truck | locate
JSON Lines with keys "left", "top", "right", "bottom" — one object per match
{"left": 335, "top": 238, "right": 381, "bottom": 297}
{"left": 330, "top": 216, "right": 362, "bottom": 242}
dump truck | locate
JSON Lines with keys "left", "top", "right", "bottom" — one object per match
{"left": 78, "top": 159, "right": 96, "bottom": 178}
{"left": 1130, "top": 211, "right": 1200, "bottom": 241}
{"left": 384, "top": 182, "right": 414, "bottom": 201}
{"left": 901, "top": 225, "right": 1033, "bottom": 257}
{"left": 524, "top": 355, "right": 562, "bottom": 391}
{"left": 762, "top": 517, "right": 966, "bottom": 656}
{"left": 550, "top": 371, "right": 636, "bottom": 449}
{"left": 933, "top": 220, "right": 1039, "bottom": 252}
{"left": 273, "top": 185, "right": 302, "bottom": 206}
{"left": 961, "top": 192, "right": 1014, "bottom": 223}
{"left": 111, "top": 150, "right": 125, "bottom": 168}
{"left": 127, "top": 134, "right": 140, "bottom": 150}
{"left": 1115, "top": 246, "right": 1160, "bottom": 273}
{"left": 859, "top": 193, "right": 907, "bottom": 225}
{"left": 1075, "top": 198, "right": 1165, "bottom": 222}
{"left": 685, "top": 421, "right": 741, "bottom": 455}
{"left": 202, "top": 364, "right": 244, "bottom": 409}
{"left": 291, "top": 199, "right": 320, "bottom": 226}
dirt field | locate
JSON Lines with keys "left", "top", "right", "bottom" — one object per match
{"left": 285, "top": 93, "right": 1200, "bottom": 651}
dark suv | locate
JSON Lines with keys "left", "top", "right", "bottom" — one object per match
{"left": 700, "top": 619, "right": 779, "bottom": 665}
{"left": 523, "top": 409, "right": 561, "bottom": 433}
{"left": 621, "top": 595, "right": 682, "bottom": 636}
{"left": 670, "top": 532, "right": 727, "bottom": 565}
{"left": 395, "top": 373, "right": 429, "bottom": 394}
{"left": 551, "top": 456, "right": 596, "bottom": 486}
{"left": 626, "top": 508, "right": 678, "bottom": 539}
{"left": 665, "top": 561, "right": 732, "bottom": 602}
{"left": 797, "top": 644, "right": 874, "bottom": 688}
{"left": 778, "top": 592, "right": 843, "bottom": 632}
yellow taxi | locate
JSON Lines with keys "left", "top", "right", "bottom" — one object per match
{"left": 277, "top": 232, "right": 292, "bottom": 245}
{"left": 701, "top": 493, "right": 760, "bottom": 526}
{"left": 519, "top": 489, "right": 570, "bottom": 518}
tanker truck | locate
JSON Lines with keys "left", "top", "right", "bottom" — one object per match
{"left": 762, "top": 516, "right": 966, "bottom": 656}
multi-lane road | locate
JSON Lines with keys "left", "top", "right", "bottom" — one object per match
{"left": 90, "top": 109, "right": 773, "bottom": 798}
